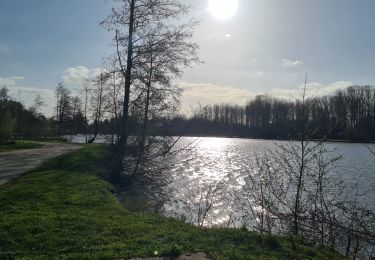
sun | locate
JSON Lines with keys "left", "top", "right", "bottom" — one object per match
{"left": 208, "top": 0, "right": 239, "bottom": 20}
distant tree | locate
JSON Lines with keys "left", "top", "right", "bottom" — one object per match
{"left": 68, "top": 95, "right": 85, "bottom": 135}
{"left": 0, "top": 86, "right": 56, "bottom": 139}
{"left": 0, "top": 111, "right": 15, "bottom": 144}
{"left": 88, "top": 73, "right": 106, "bottom": 143}
{"left": 29, "top": 94, "right": 45, "bottom": 117}
{"left": 82, "top": 79, "right": 90, "bottom": 143}
{"left": 239, "top": 79, "right": 375, "bottom": 258}
{"left": 0, "top": 86, "right": 9, "bottom": 102}
{"left": 0, "top": 87, "right": 14, "bottom": 143}
{"left": 173, "top": 85, "right": 375, "bottom": 141}
{"left": 71, "top": 96, "right": 82, "bottom": 120}
{"left": 101, "top": 65, "right": 123, "bottom": 144}
{"left": 55, "top": 83, "right": 72, "bottom": 135}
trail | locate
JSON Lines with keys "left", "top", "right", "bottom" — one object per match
{"left": 0, "top": 143, "right": 82, "bottom": 186}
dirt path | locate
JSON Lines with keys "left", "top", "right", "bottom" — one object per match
{"left": 0, "top": 143, "right": 82, "bottom": 186}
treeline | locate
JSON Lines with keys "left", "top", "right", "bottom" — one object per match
{"left": 0, "top": 82, "right": 102, "bottom": 144}
{"left": 3, "top": 83, "right": 375, "bottom": 143}
{"left": 168, "top": 85, "right": 375, "bottom": 141}
{"left": 0, "top": 87, "right": 56, "bottom": 144}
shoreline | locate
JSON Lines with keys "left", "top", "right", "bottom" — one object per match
{"left": 0, "top": 145, "right": 340, "bottom": 259}
{"left": 59, "top": 134, "right": 375, "bottom": 145}
{"left": 168, "top": 134, "right": 375, "bottom": 144}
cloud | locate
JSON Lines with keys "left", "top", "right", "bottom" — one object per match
{"left": 270, "top": 81, "right": 352, "bottom": 99}
{"left": 180, "top": 82, "right": 256, "bottom": 114}
{"left": 6, "top": 85, "right": 56, "bottom": 117}
{"left": 281, "top": 59, "right": 303, "bottom": 68}
{"left": 0, "top": 75, "right": 56, "bottom": 116}
{"left": 0, "top": 77, "right": 17, "bottom": 86}
{"left": 62, "top": 66, "right": 101, "bottom": 85}
{"left": 180, "top": 81, "right": 353, "bottom": 114}
{"left": 0, "top": 76, "right": 24, "bottom": 86}
{"left": 9, "top": 76, "right": 25, "bottom": 81}
{"left": 62, "top": 66, "right": 90, "bottom": 84}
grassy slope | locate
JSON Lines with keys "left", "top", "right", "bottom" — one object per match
{"left": 0, "top": 141, "right": 43, "bottom": 152}
{"left": 0, "top": 145, "right": 341, "bottom": 259}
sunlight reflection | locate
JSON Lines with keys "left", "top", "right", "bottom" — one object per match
{"left": 197, "top": 137, "right": 232, "bottom": 151}
{"left": 164, "top": 137, "right": 375, "bottom": 228}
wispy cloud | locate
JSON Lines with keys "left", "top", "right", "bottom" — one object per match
{"left": 281, "top": 58, "right": 303, "bottom": 68}
{"left": 9, "top": 76, "right": 25, "bottom": 81}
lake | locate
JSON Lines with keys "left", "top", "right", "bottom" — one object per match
{"left": 161, "top": 137, "right": 375, "bottom": 227}
{"left": 64, "top": 135, "right": 375, "bottom": 226}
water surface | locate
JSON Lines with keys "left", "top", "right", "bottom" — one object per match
{"left": 164, "top": 137, "right": 375, "bottom": 226}
{"left": 64, "top": 135, "right": 375, "bottom": 226}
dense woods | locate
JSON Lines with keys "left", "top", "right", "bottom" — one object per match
{"left": 169, "top": 85, "right": 375, "bottom": 142}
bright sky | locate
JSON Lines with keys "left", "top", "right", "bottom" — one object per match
{"left": 1, "top": 0, "right": 375, "bottom": 115}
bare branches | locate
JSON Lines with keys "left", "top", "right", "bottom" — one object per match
{"left": 102, "top": 0, "right": 200, "bottom": 183}
{"left": 237, "top": 77, "right": 375, "bottom": 258}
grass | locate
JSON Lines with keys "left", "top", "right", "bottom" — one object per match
{"left": 0, "top": 140, "right": 43, "bottom": 152}
{"left": 0, "top": 145, "right": 342, "bottom": 259}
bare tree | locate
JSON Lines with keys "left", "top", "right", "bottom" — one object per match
{"left": 55, "top": 82, "right": 72, "bottom": 135}
{"left": 88, "top": 72, "right": 106, "bottom": 143}
{"left": 82, "top": 79, "right": 91, "bottom": 143}
{"left": 239, "top": 77, "right": 375, "bottom": 258}
{"left": 104, "top": 69, "right": 123, "bottom": 144}
{"left": 101, "top": 0, "right": 199, "bottom": 182}
{"left": 71, "top": 96, "right": 82, "bottom": 121}
{"left": 29, "top": 94, "right": 45, "bottom": 117}
{"left": 166, "top": 179, "right": 229, "bottom": 227}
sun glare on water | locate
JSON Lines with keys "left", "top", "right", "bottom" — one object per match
{"left": 208, "top": 0, "right": 239, "bottom": 20}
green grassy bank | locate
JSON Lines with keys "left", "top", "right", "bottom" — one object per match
{"left": 0, "top": 145, "right": 340, "bottom": 259}
{"left": 0, "top": 140, "right": 43, "bottom": 153}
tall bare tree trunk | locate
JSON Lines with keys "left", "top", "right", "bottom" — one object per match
{"left": 126, "top": 50, "right": 154, "bottom": 185}
{"left": 111, "top": 0, "right": 135, "bottom": 182}
{"left": 84, "top": 82, "right": 89, "bottom": 143}
{"left": 88, "top": 72, "right": 104, "bottom": 144}
{"left": 140, "top": 51, "right": 153, "bottom": 152}
{"left": 293, "top": 73, "right": 308, "bottom": 236}
{"left": 111, "top": 72, "right": 118, "bottom": 145}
